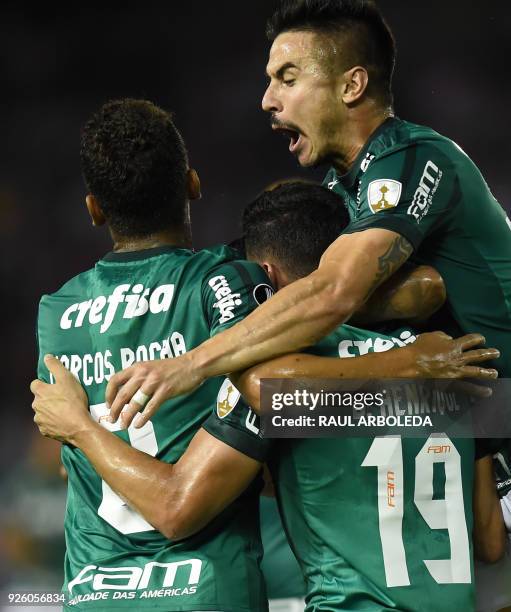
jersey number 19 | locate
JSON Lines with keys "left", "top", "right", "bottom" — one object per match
{"left": 362, "top": 434, "right": 470, "bottom": 587}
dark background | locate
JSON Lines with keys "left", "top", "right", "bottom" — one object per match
{"left": 1, "top": 1, "right": 510, "bottom": 457}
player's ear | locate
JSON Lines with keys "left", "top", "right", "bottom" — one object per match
{"left": 187, "top": 168, "right": 201, "bottom": 201}
{"left": 260, "top": 261, "right": 288, "bottom": 291}
{"left": 85, "top": 195, "right": 106, "bottom": 227}
{"left": 341, "top": 66, "right": 368, "bottom": 105}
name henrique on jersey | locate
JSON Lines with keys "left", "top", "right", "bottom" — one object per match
{"left": 37, "top": 244, "right": 273, "bottom": 612}
{"left": 205, "top": 324, "right": 475, "bottom": 611}
{"left": 324, "top": 117, "right": 511, "bottom": 377}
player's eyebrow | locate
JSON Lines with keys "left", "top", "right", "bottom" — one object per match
{"left": 266, "top": 62, "right": 299, "bottom": 79}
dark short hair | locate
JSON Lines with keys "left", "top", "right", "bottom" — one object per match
{"left": 267, "top": 0, "right": 396, "bottom": 107}
{"left": 243, "top": 181, "right": 349, "bottom": 278}
{"left": 80, "top": 98, "right": 188, "bottom": 237}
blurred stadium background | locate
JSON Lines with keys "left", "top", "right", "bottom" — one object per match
{"left": 1, "top": 0, "right": 510, "bottom": 596}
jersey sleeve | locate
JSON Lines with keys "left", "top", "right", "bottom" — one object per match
{"left": 344, "top": 143, "right": 460, "bottom": 250}
{"left": 202, "top": 378, "right": 273, "bottom": 462}
{"left": 201, "top": 260, "right": 274, "bottom": 337}
{"left": 36, "top": 298, "right": 51, "bottom": 383}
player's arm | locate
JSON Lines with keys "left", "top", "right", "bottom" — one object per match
{"left": 350, "top": 264, "right": 446, "bottom": 326}
{"left": 105, "top": 145, "right": 463, "bottom": 428}
{"left": 473, "top": 453, "right": 506, "bottom": 563}
{"left": 107, "top": 228, "right": 414, "bottom": 426}
{"left": 74, "top": 425, "right": 260, "bottom": 541}
{"left": 192, "top": 227, "right": 413, "bottom": 368}
{"left": 231, "top": 332, "right": 499, "bottom": 413}
{"left": 31, "top": 356, "right": 262, "bottom": 541}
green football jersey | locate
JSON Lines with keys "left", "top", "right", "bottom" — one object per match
{"left": 205, "top": 324, "right": 475, "bottom": 611}
{"left": 36, "top": 244, "right": 273, "bottom": 612}
{"left": 259, "top": 496, "right": 305, "bottom": 600}
{"left": 323, "top": 117, "right": 511, "bottom": 376}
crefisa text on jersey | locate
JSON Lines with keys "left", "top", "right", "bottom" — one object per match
{"left": 60, "top": 283, "right": 175, "bottom": 334}
{"left": 208, "top": 275, "right": 243, "bottom": 324}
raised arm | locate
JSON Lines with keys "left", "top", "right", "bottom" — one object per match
{"left": 191, "top": 229, "right": 413, "bottom": 371}
{"left": 231, "top": 332, "right": 499, "bottom": 413}
{"left": 31, "top": 356, "right": 262, "bottom": 541}
{"left": 107, "top": 228, "right": 414, "bottom": 426}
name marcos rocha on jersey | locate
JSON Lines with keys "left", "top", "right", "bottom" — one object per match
{"left": 52, "top": 275, "right": 247, "bottom": 386}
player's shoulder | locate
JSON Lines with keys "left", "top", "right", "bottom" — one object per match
{"left": 196, "top": 243, "right": 272, "bottom": 288}
{"left": 183, "top": 243, "right": 237, "bottom": 275}
{"left": 196, "top": 243, "right": 252, "bottom": 269}
{"left": 202, "top": 377, "right": 272, "bottom": 463}
{"left": 323, "top": 119, "right": 465, "bottom": 192}
{"left": 40, "top": 245, "right": 194, "bottom": 304}
{"left": 196, "top": 246, "right": 274, "bottom": 333}
{"left": 39, "top": 267, "right": 96, "bottom": 309}
{"left": 37, "top": 267, "right": 98, "bottom": 340}
{"left": 369, "top": 117, "right": 463, "bottom": 167}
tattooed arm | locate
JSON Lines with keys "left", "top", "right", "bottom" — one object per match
{"left": 107, "top": 230, "right": 414, "bottom": 427}
{"left": 350, "top": 264, "right": 446, "bottom": 327}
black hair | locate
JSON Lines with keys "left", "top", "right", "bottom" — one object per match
{"left": 80, "top": 98, "right": 189, "bottom": 237}
{"left": 267, "top": 0, "right": 396, "bottom": 107}
{"left": 243, "top": 181, "right": 349, "bottom": 279}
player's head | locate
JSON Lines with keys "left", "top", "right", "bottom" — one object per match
{"left": 262, "top": 0, "right": 395, "bottom": 167}
{"left": 80, "top": 98, "right": 200, "bottom": 238}
{"left": 243, "top": 181, "right": 348, "bottom": 289}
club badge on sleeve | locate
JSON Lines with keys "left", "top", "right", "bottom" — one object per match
{"left": 367, "top": 179, "right": 402, "bottom": 214}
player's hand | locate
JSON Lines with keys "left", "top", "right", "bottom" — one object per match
{"left": 105, "top": 352, "right": 205, "bottom": 429}
{"left": 30, "top": 355, "right": 91, "bottom": 443}
{"left": 412, "top": 332, "right": 499, "bottom": 379}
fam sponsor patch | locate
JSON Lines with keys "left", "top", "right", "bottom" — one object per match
{"left": 217, "top": 378, "right": 241, "bottom": 418}
{"left": 67, "top": 558, "right": 202, "bottom": 606}
{"left": 407, "top": 160, "right": 443, "bottom": 223}
{"left": 367, "top": 179, "right": 402, "bottom": 214}
{"left": 253, "top": 283, "right": 274, "bottom": 305}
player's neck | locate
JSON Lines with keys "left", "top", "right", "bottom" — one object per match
{"left": 331, "top": 106, "right": 393, "bottom": 175}
{"left": 111, "top": 226, "right": 193, "bottom": 253}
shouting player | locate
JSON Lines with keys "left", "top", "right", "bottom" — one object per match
{"left": 33, "top": 97, "right": 484, "bottom": 611}
{"left": 106, "top": 0, "right": 511, "bottom": 425}
{"left": 32, "top": 182, "right": 504, "bottom": 611}
{"left": 105, "top": 8, "right": 511, "bottom": 605}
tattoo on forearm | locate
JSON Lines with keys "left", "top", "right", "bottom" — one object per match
{"left": 365, "top": 236, "right": 413, "bottom": 300}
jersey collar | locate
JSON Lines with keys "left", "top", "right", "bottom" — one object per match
{"left": 102, "top": 245, "right": 185, "bottom": 262}
{"left": 338, "top": 116, "right": 398, "bottom": 188}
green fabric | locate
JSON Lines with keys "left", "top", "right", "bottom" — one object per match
{"left": 202, "top": 393, "right": 304, "bottom": 599}
{"left": 259, "top": 497, "right": 306, "bottom": 599}
{"left": 324, "top": 117, "right": 511, "bottom": 376}
{"left": 37, "top": 244, "right": 271, "bottom": 612}
{"left": 212, "top": 323, "right": 475, "bottom": 611}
